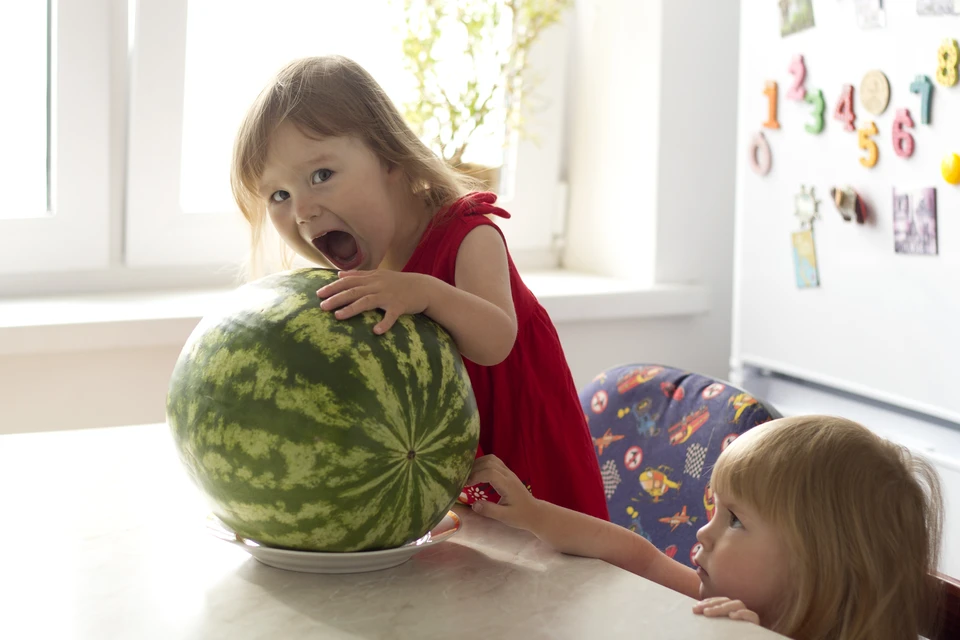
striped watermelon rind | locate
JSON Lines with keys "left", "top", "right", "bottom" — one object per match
{"left": 166, "top": 268, "right": 480, "bottom": 552}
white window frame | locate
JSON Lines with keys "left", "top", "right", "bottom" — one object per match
{"left": 0, "top": 0, "right": 111, "bottom": 275}
{"left": 125, "top": 0, "right": 569, "bottom": 271}
{"left": 124, "top": 0, "right": 248, "bottom": 268}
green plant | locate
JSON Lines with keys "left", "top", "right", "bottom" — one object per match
{"left": 399, "top": 0, "right": 572, "bottom": 167}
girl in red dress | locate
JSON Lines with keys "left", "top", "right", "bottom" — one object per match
{"left": 231, "top": 55, "right": 608, "bottom": 521}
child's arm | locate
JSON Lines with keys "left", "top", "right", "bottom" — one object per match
{"left": 426, "top": 225, "right": 517, "bottom": 365}
{"left": 317, "top": 226, "right": 517, "bottom": 366}
{"left": 468, "top": 455, "right": 702, "bottom": 600}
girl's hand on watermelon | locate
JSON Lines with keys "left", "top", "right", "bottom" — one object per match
{"left": 317, "top": 270, "right": 433, "bottom": 334}
{"left": 466, "top": 455, "right": 539, "bottom": 531}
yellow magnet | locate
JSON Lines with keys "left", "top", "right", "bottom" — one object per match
{"left": 942, "top": 153, "right": 960, "bottom": 185}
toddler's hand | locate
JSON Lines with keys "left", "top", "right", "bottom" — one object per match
{"left": 692, "top": 598, "right": 760, "bottom": 625}
{"left": 317, "top": 270, "right": 432, "bottom": 334}
{"left": 466, "top": 455, "right": 538, "bottom": 531}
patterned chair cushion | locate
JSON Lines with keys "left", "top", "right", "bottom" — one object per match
{"left": 580, "top": 364, "right": 780, "bottom": 568}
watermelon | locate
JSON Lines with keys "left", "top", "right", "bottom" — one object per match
{"left": 166, "top": 268, "right": 480, "bottom": 552}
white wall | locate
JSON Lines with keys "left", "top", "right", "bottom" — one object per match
{"left": 0, "top": 0, "right": 743, "bottom": 435}
{"left": 562, "top": 0, "right": 742, "bottom": 382}
{"left": 563, "top": 0, "right": 664, "bottom": 283}
{"left": 1, "top": 347, "right": 176, "bottom": 434}
{"left": 1, "top": 314, "right": 737, "bottom": 435}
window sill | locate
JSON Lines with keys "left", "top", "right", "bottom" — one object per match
{"left": 0, "top": 270, "right": 709, "bottom": 356}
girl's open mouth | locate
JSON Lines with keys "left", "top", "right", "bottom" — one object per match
{"left": 313, "top": 230, "right": 364, "bottom": 271}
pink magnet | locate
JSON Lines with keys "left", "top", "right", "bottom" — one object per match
{"left": 834, "top": 85, "right": 856, "bottom": 132}
{"left": 787, "top": 55, "right": 807, "bottom": 100}
{"left": 748, "top": 131, "right": 772, "bottom": 176}
{"left": 892, "top": 108, "right": 915, "bottom": 159}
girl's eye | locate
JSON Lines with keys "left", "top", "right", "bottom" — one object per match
{"left": 729, "top": 511, "right": 743, "bottom": 529}
{"left": 270, "top": 190, "right": 289, "bottom": 203}
{"left": 312, "top": 169, "right": 333, "bottom": 184}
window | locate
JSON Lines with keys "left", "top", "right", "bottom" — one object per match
{"left": 125, "top": 0, "right": 569, "bottom": 270}
{"left": 2, "top": 4, "right": 47, "bottom": 221}
{"left": 0, "top": 0, "right": 111, "bottom": 274}
{"left": 1, "top": 0, "right": 568, "bottom": 286}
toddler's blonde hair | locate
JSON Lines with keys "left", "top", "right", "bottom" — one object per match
{"left": 711, "top": 415, "right": 943, "bottom": 640}
{"left": 230, "top": 55, "right": 480, "bottom": 277}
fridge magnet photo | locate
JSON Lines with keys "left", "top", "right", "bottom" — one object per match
{"left": 779, "top": 0, "right": 815, "bottom": 37}
{"left": 791, "top": 229, "right": 820, "bottom": 288}
{"left": 917, "top": 0, "right": 960, "bottom": 15}
{"left": 854, "top": 0, "right": 886, "bottom": 29}
{"left": 893, "top": 188, "right": 938, "bottom": 255}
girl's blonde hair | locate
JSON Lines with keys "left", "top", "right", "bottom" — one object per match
{"left": 711, "top": 415, "right": 943, "bottom": 640}
{"left": 230, "top": 55, "right": 480, "bottom": 278}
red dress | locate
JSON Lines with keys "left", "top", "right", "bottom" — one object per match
{"left": 403, "top": 192, "right": 609, "bottom": 521}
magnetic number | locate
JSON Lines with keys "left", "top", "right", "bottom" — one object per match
{"left": 892, "top": 108, "right": 915, "bottom": 158}
{"left": 787, "top": 55, "right": 807, "bottom": 100}
{"left": 937, "top": 38, "right": 959, "bottom": 87}
{"left": 804, "top": 89, "right": 825, "bottom": 134}
{"left": 858, "top": 121, "right": 878, "bottom": 168}
{"left": 834, "top": 85, "right": 856, "bottom": 132}
{"left": 763, "top": 81, "right": 780, "bottom": 129}
{"left": 910, "top": 75, "right": 933, "bottom": 125}
{"left": 748, "top": 131, "right": 772, "bottom": 176}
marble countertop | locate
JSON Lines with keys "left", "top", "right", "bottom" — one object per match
{"left": 0, "top": 424, "right": 783, "bottom": 639}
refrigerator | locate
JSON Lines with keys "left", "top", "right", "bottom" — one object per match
{"left": 731, "top": 0, "right": 960, "bottom": 577}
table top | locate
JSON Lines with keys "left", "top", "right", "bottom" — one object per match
{"left": 0, "top": 424, "right": 782, "bottom": 639}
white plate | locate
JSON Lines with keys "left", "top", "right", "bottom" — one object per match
{"left": 205, "top": 511, "right": 462, "bottom": 574}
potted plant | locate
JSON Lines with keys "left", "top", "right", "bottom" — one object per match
{"left": 398, "top": 0, "right": 572, "bottom": 191}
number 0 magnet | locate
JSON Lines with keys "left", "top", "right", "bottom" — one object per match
{"left": 748, "top": 132, "right": 772, "bottom": 176}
